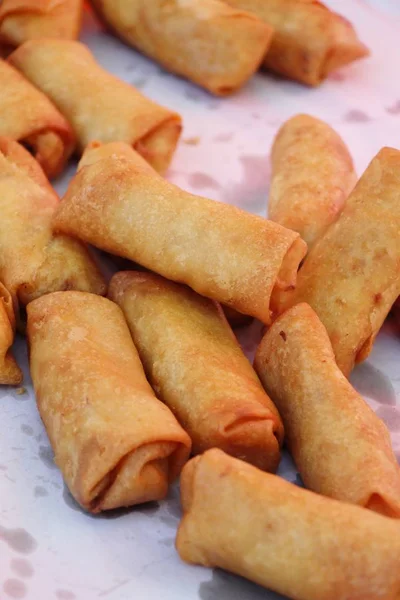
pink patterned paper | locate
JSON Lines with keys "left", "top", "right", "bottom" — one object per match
{"left": 0, "top": 1, "right": 399, "bottom": 599}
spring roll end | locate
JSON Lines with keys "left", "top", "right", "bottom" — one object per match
{"left": 134, "top": 115, "right": 182, "bottom": 175}
{"left": 270, "top": 236, "right": 307, "bottom": 314}
{"left": 79, "top": 440, "right": 184, "bottom": 513}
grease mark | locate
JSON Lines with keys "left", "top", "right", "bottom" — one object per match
{"left": 38, "top": 446, "right": 56, "bottom": 469}
{"left": 21, "top": 425, "right": 34, "bottom": 437}
{"left": 56, "top": 591, "right": 76, "bottom": 600}
{"left": 386, "top": 100, "right": 400, "bottom": 115}
{"left": 3, "top": 579, "right": 27, "bottom": 599}
{"left": 344, "top": 109, "right": 371, "bottom": 123}
{"left": 10, "top": 558, "right": 34, "bottom": 579}
{"left": 158, "top": 537, "right": 174, "bottom": 547}
{"left": 0, "top": 526, "right": 37, "bottom": 554}
{"left": 34, "top": 485, "right": 48, "bottom": 498}
{"left": 188, "top": 172, "right": 220, "bottom": 191}
{"left": 213, "top": 132, "right": 233, "bottom": 143}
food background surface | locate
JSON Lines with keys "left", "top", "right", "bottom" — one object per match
{"left": 1, "top": 1, "right": 400, "bottom": 599}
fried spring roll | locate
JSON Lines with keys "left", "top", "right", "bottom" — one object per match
{"left": 0, "top": 137, "right": 105, "bottom": 310}
{"left": 54, "top": 141, "right": 307, "bottom": 323}
{"left": 0, "top": 59, "right": 74, "bottom": 178}
{"left": 277, "top": 148, "right": 400, "bottom": 375}
{"left": 269, "top": 114, "right": 356, "bottom": 247}
{"left": 109, "top": 271, "right": 284, "bottom": 471}
{"left": 9, "top": 40, "right": 182, "bottom": 174}
{"left": 27, "top": 291, "right": 191, "bottom": 512}
{"left": 89, "top": 0, "right": 272, "bottom": 96}
{"left": 254, "top": 303, "right": 400, "bottom": 517}
{"left": 223, "top": 0, "right": 369, "bottom": 85}
{"left": 177, "top": 449, "right": 400, "bottom": 600}
{"left": 0, "top": 282, "right": 22, "bottom": 385}
{"left": 0, "top": 0, "right": 82, "bottom": 48}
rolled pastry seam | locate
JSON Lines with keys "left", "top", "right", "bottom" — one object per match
{"left": 222, "top": 0, "right": 369, "bottom": 85}
{"left": 0, "top": 59, "right": 74, "bottom": 178}
{"left": 254, "top": 303, "right": 400, "bottom": 518}
{"left": 277, "top": 147, "right": 400, "bottom": 375}
{"left": 0, "top": 137, "right": 105, "bottom": 312}
{"left": 54, "top": 141, "right": 306, "bottom": 323}
{"left": 27, "top": 291, "right": 191, "bottom": 512}
{"left": 269, "top": 114, "right": 356, "bottom": 247}
{"left": 0, "top": 282, "right": 22, "bottom": 385}
{"left": 9, "top": 40, "right": 182, "bottom": 174}
{"left": 177, "top": 449, "right": 400, "bottom": 600}
{"left": 90, "top": 0, "right": 273, "bottom": 96}
{"left": 109, "top": 271, "right": 284, "bottom": 472}
{"left": 0, "top": 0, "right": 82, "bottom": 48}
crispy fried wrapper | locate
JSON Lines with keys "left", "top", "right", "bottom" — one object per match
{"left": 0, "top": 282, "right": 22, "bottom": 385}
{"left": 0, "top": 137, "right": 105, "bottom": 312}
{"left": 9, "top": 39, "right": 182, "bottom": 173}
{"left": 27, "top": 291, "right": 191, "bottom": 512}
{"left": 176, "top": 449, "right": 400, "bottom": 600}
{"left": 0, "top": 59, "right": 74, "bottom": 177}
{"left": 277, "top": 147, "right": 400, "bottom": 375}
{"left": 269, "top": 114, "right": 356, "bottom": 247}
{"left": 0, "top": 0, "right": 82, "bottom": 48}
{"left": 254, "top": 303, "right": 400, "bottom": 518}
{"left": 54, "top": 141, "right": 307, "bottom": 323}
{"left": 90, "top": 0, "right": 272, "bottom": 96}
{"left": 109, "top": 271, "right": 284, "bottom": 471}
{"left": 223, "top": 0, "right": 369, "bottom": 85}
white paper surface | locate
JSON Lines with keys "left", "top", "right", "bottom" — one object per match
{"left": 1, "top": 1, "right": 400, "bottom": 598}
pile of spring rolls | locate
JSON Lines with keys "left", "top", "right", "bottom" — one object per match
{"left": 0, "top": 0, "right": 368, "bottom": 91}
{"left": 1, "top": 3, "right": 400, "bottom": 600}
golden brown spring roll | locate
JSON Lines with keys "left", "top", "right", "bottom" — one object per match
{"left": 277, "top": 148, "right": 400, "bottom": 375}
{"left": 0, "top": 0, "right": 82, "bottom": 48}
{"left": 0, "top": 58, "right": 74, "bottom": 177}
{"left": 0, "top": 137, "right": 105, "bottom": 311}
{"left": 9, "top": 40, "right": 182, "bottom": 174}
{"left": 177, "top": 449, "right": 400, "bottom": 600}
{"left": 109, "top": 271, "right": 284, "bottom": 472}
{"left": 223, "top": 0, "right": 369, "bottom": 85}
{"left": 254, "top": 303, "right": 400, "bottom": 517}
{"left": 0, "top": 282, "right": 22, "bottom": 385}
{"left": 89, "top": 0, "right": 272, "bottom": 96}
{"left": 27, "top": 291, "right": 191, "bottom": 512}
{"left": 54, "top": 142, "right": 307, "bottom": 323}
{"left": 269, "top": 114, "right": 356, "bottom": 247}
